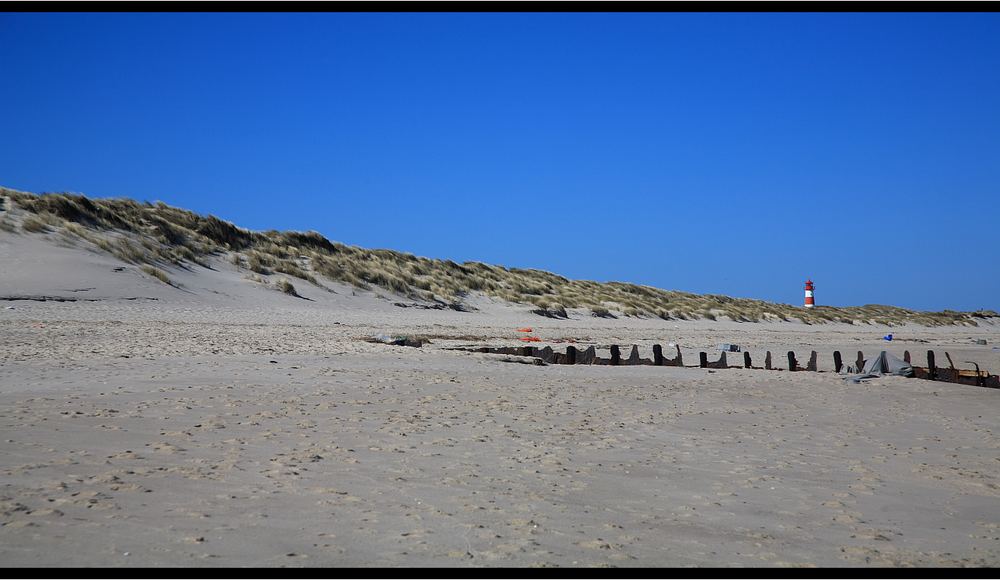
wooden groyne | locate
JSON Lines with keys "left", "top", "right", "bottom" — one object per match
{"left": 450, "top": 344, "right": 999, "bottom": 390}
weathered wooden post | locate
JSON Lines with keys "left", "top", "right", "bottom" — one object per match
{"left": 578, "top": 346, "right": 596, "bottom": 365}
{"left": 565, "top": 345, "right": 577, "bottom": 365}
{"left": 833, "top": 351, "right": 843, "bottom": 373}
{"left": 626, "top": 345, "right": 642, "bottom": 365}
{"left": 856, "top": 351, "right": 865, "bottom": 371}
{"left": 927, "top": 350, "right": 936, "bottom": 380}
{"left": 765, "top": 351, "right": 772, "bottom": 370}
{"left": 806, "top": 351, "right": 818, "bottom": 372}
{"left": 744, "top": 352, "right": 752, "bottom": 369}
{"left": 787, "top": 351, "right": 798, "bottom": 372}
{"left": 699, "top": 352, "right": 708, "bottom": 368}
{"left": 653, "top": 344, "right": 664, "bottom": 366}
{"left": 904, "top": 350, "right": 911, "bottom": 364}
{"left": 610, "top": 345, "right": 621, "bottom": 366}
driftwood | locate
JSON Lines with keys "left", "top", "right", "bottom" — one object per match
{"left": 449, "top": 344, "right": 998, "bottom": 390}
{"left": 701, "top": 351, "right": 728, "bottom": 369}
{"left": 625, "top": 345, "right": 653, "bottom": 365}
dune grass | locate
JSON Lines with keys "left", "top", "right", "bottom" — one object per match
{"left": 3, "top": 186, "right": 997, "bottom": 327}
{"left": 140, "top": 264, "right": 173, "bottom": 286}
{"left": 277, "top": 278, "right": 298, "bottom": 296}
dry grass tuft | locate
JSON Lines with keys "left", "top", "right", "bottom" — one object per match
{"left": 140, "top": 264, "right": 173, "bottom": 286}
{"left": 278, "top": 278, "right": 298, "bottom": 296}
{"left": 21, "top": 214, "right": 54, "bottom": 233}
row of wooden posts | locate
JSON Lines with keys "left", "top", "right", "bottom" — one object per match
{"left": 455, "top": 344, "right": 999, "bottom": 389}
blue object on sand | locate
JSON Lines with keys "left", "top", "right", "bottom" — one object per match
{"left": 883, "top": 334, "right": 893, "bottom": 341}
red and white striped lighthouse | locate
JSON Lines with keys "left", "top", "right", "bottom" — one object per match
{"left": 804, "top": 279, "right": 815, "bottom": 308}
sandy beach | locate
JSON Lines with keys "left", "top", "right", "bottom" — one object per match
{"left": 2, "top": 231, "right": 999, "bottom": 567}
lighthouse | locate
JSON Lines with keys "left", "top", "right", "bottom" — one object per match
{"left": 804, "top": 279, "right": 815, "bottom": 308}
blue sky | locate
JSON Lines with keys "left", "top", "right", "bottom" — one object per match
{"left": 1, "top": 12, "right": 998, "bottom": 311}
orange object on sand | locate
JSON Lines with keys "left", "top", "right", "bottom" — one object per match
{"left": 516, "top": 327, "right": 533, "bottom": 333}
{"left": 519, "top": 336, "right": 542, "bottom": 342}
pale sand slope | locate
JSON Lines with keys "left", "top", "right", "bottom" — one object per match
{"left": 1, "top": 229, "right": 999, "bottom": 566}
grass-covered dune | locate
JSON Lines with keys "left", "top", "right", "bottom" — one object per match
{"left": 2, "top": 187, "right": 996, "bottom": 327}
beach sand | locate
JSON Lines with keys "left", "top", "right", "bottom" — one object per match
{"left": 1, "top": 231, "right": 999, "bottom": 567}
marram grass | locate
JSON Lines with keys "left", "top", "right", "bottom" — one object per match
{"left": 3, "top": 187, "right": 996, "bottom": 327}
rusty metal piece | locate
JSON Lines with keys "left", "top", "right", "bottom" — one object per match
{"left": 964, "top": 361, "right": 985, "bottom": 387}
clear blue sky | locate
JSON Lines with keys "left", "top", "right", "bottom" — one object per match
{"left": 2, "top": 12, "right": 998, "bottom": 311}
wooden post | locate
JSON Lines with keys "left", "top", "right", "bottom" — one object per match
{"left": 833, "top": 351, "right": 843, "bottom": 373}
{"left": 806, "top": 351, "right": 817, "bottom": 372}
{"left": 903, "top": 350, "right": 911, "bottom": 364}
{"left": 565, "top": 345, "right": 577, "bottom": 365}
{"left": 787, "top": 351, "right": 797, "bottom": 372}
{"left": 856, "top": 351, "right": 865, "bottom": 371}
{"left": 744, "top": 352, "right": 752, "bottom": 369}
{"left": 626, "top": 345, "right": 641, "bottom": 365}
{"left": 578, "top": 346, "right": 596, "bottom": 365}
{"left": 765, "top": 351, "right": 772, "bottom": 370}
{"left": 927, "top": 350, "right": 936, "bottom": 380}
{"left": 699, "top": 352, "right": 708, "bottom": 368}
{"left": 610, "top": 345, "right": 621, "bottom": 366}
{"left": 653, "top": 344, "right": 664, "bottom": 366}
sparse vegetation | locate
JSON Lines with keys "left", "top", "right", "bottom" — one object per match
{"left": 591, "top": 306, "right": 615, "bottom": 318}
{"left": 3, "top": 186, "right": 997, "bottom": 327}
{"left": 278, "top": 278, "right": 298, "bottom": 296}
{"left": 21, "top": 214, "right": 52, "bottom": 233}
{"left": 140, "top": 264, "right": 173, "bottom": 286}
